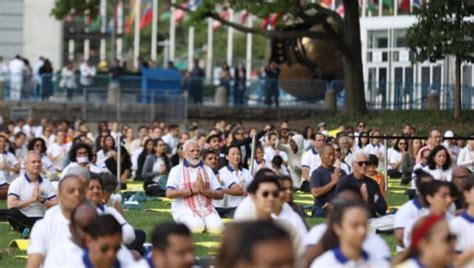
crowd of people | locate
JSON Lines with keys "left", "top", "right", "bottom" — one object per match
{"left": 0, "top": 117, "right": 474, "bottom": 267}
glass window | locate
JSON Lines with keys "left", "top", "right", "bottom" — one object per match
{"left": 393, "top": 29, "right": 407, "bottom": 48}
{"left": 368, "top": 30, "right": 389, "bottom": 49}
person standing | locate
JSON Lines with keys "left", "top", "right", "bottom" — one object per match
{"left": 60, "top": 62, "right": 77, "bottom": 101}
{"left": 264, "top": 61, "right": 280, "bottom": 107}
{"left": 189, "top": 59, "right": 205, "bottom": 105}
{"left": 233, "top": 64, "right": 246, "bottom": 106}
{"left": 9, "top": 55, "right": 25, "bottom": 100}
{"left": 38, "top": 59, "right": 53, "bottom": 100}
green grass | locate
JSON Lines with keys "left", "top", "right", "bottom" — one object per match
{"left": 0, "top": 178, "right": 409, "bottom": 267}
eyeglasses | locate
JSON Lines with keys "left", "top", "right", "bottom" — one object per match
{"left": 355, "top": 161, "right": 369, "bottom": 166}
{"left": 99, "top": 244, "right": 121, "bottom": 253}
{"left": 261, "top": 190, "right": 280, "bottom": 198}
{"left": 444, "top": 233, "right": 457, "bottom": 243}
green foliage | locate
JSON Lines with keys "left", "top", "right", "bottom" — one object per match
{"left": 405, "top": 0, "right": 474, "bottom": 63}
{"left": 51, "top": 0, "right": 101, "bottom": 19}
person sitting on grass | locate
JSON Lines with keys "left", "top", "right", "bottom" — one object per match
{"left": 366, "top": 154, "right": 386, "bottom": 197}
{"left": 449, "top": 174, "right": 474, "bottom": 268}
{"left": 213, "top": 145, "right": 253, "bottom": 219}
{"left": 7, "top": 151, "right": 57, "bottom": 234}
{"left": 166, "top": 140, "right": 224, "bottom": 234}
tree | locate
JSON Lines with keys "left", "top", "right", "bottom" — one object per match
{"left": 405, "top": 0, "right": 474, "bottom": 119}
{"left": 179, "top": 0, "right": 367, "bottom": 116}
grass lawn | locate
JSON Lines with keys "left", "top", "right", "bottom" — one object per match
{"left": 0, "top": 178, "right": 409, "bottom": 267}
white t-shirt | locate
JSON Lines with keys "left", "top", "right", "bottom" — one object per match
{"left": 422, "top": 166, "right": 452, "bottom": 182}
{"left": 8, "top": 174, "right": 56, "bottom": 217}
{"left": 449, "top": 212, "right": 474, "bottom": 268}
{"left": 97, "top": 204, "right": 135, "bottom": 245}
{"left": 403, "top": 211, "right": 454, "bottom": 248}
{"left": 28, "top": 205, "right": 72, "bottom": 267}
{"left": 273, "top": 202, "right": 308, "bottom": 239}
{"left": 166, "top": 161, "right": 222, "bottom": 218}
{"left": 79, "top": 63, "right": 96, "bottom": 86}
{"left": 364, "top": 143, "right": 385, "bottom": 157}
{"left": 310, "top": 247, "right": 390, "bottom": 268}
{"left": 233, "top": 195, "right": 257, "bottom": 221}
{"left": 301, "top": 147, "right": 321, "bottom": 177}
{"left": 264, "top": 146, "right": 288, "bottom": 163}
{"left": 162, "top": 134, "right": 177, "bottom": 154}
{"left": 387, "top": 148, "right": 402, "bottom": 171}
{"left": 0, "top": 151, "right": 19, "bottom": 183}
{"left": 305, "top": 223, "right": 391, "bottom": 261}
{"left": 66, "top": 243, "right": 137, "bottom": 268}
{"left": 47, "top": 142, "right": 69, "bottom": 171}
{"left": 213, "top": 165, "right": 253, "bottom": 208}
{"left": 394, "top": 198, "right": 427, "bottom": 252}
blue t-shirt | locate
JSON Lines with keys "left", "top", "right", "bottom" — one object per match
{"left": 310, "top": 166, "right": 346, "bottom": 209}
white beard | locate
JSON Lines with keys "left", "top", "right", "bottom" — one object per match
{"left": 187, "top": 158, "right": 200, "bottom": 166}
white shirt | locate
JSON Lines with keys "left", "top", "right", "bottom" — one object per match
{"left": 47, "top": 142, "right": 69, "bottom": 171}
{"left": 450, "top": 211, "right": 474, "bottom": 268}
{"left": 403, "top": 211, "right": 454, "bottom": 248}
{"left": 79, "top": 63, "right": 96, "bottom": 86}
{"left": 213, "top": 165, "right": 253, "bottom": 208}
{"left": 364, "top": 143, "right": 385, "bottom": 157}
{"left": 457, "top": 146, "right": 474, "bottom": 172}
{"left": 166, "top": 161, "right": 222, "bottom": 217}
{"left": 273, "top": 202, "right": 308, "bottom": 239}
{"left": 95, "top": 149, "right": 110, "bottom": 169}
{"left": 264, "top": 146, "right": 288, "bottom": 163}
{"left": 394, "top": 198, "right": 427, "bottom": 252}
{"left": 301, "top": 147, "right": 321, "bottom": 177}
{"left": 28, "top": 205, "right": 72, "bottom": 267}
{"left": 9, "top": 58, "right": 24, "bottom": 79}
{"left": 422, "top": 166, "right": 452, "bottom": 182}
{"left": 0, "top": 151, "right": 19, "bottom": 182}
{"left": 233, "top": 195, "right": 257, "bottom": 220}
{"left": 310, "top": 247, "right": 390, "bottom": 268}
{"left": 387, "top": 148, "right": 402, "bottom": 171}
{"left": 162, "top": 134, "right": 177, "bottom": 154}
{"left": 67, "top": 243, "right": 137, "bottom": 268}
{"left": 97, "top": 204, "right": 135, "bottom": 245}
{"left": 305, "top": 223, "right": 391, "bottom": 261}
{"left": 8, "top": 174, "right": 56, "bottom": 217}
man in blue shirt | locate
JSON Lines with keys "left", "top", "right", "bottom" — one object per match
{"left": 310, "top": 144, "right": 346, "bottom": 217}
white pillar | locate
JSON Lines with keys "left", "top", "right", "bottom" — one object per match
{"left": 379, "top": 0, "right": 383, "bottom": 17}
{"left": 410, "top": 0, "right": 413, "bottom": 13}
{"left": 68, "top": 39, "right": 75, "bottom": 61}
{"left": 226, "top": 9, "right": 234, "bottom": 66}
{"left": 133, "top": 0, "right": 141, "bottom": 69}
{"left": 187, "top": 26, "right": 195, "bottom": 71}
{"left": 205, "top": 18, "right": 213, "bottom": 78}
{"left": 150, "top": 0, "right": 159, "bottom": 61}
{"left": 116, "top": 0, "right": 124, "bottom": 60}
{"left": 84, "top": 15, "right": 90, "bottom": 60}
{"left": 99, "top": 0, "right": 107, "bottom": 61}
{"left": 362, "top": 0, "right": 368, "bottom": 17}
{"left": 169, "top": 0, "right": 176, "bottom": 61}
{"left": 394, "top": 0, "right": 398, "bottom": 16}
{"left": 245, "top": 16, "right": 253, "bottom": 81}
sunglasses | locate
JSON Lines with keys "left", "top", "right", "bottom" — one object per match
{"left": 100, "top": 244, "right": 121, "bottom": 253}
{"left": 261, "top": 190, "right": 280, "bottom": 198}
{"left": 356, "top": 161, "right": 369, "bottom": 166}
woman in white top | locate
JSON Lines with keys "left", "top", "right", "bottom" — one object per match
{"left": 394, "top": 214, "right": 456, "bottom": 268}
{"left": 59, "top": 62, "right": 77, "bottom": 100}
{"left": 309, "top": 201, "right": 389, "bottom": 268}
{"left": 214, "top": 145, "right": 253, "bottom": 218}
{"left": 96, "top": 134, "right": 116, "bottom": 168}
{"left": 388, "top": 137, "right": 409, "bottom": 178}
{"left": 423, "top": 145, "right": 453, "bottom": 182}
{"left": 457, "top": 134, "right": 474, "bottom": 172}
{"left": 141, "top": 138, "right": 171, "bottom": 190}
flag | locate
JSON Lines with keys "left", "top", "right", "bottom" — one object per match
{"left": 173, "top": 3, "right": 188, "bottom": 23}
{"left": 336, "top": 4, "right": 345, "bottom": 16}
{"left": 124, "top": 0, "right": 136, "bottom": 34}
{"left": 139, "top": 3, "right": 153, "bottom": 29}
{"left": 382, "top": 0, "right": 394, "bottom": 8}
{"left": 413, "top": 0, "right": 421, "bottom": 8}
{"left": 240, "top": 10, "right": 249, "bottom": 25}
{"left": 320, "top": 0, "right": 333, "bottom": 8}
{"left": 399, "top": 0, "right": 410, "bottom": 10}
{"left": 87, "top": 16, "right": 101, "bottom": 32}
{"left": 269, "top": 13, "right": 280, "bottom": 26}
{"left": 212, "top": 8, "right": 230, "bottom": 31}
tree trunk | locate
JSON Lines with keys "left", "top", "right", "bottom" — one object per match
{"left": 342, "top": 0, "right": 367, "bottom": 116}
{"left": 454, "top": 56, "right": 461, "bottom": 119}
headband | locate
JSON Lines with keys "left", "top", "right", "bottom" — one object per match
{"left": 410, "top": 214, "right": 444, "bottom": 249}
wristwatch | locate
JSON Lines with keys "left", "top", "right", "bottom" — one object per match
{"left": 40, "top": 197, "right": 46, "bottom": 204}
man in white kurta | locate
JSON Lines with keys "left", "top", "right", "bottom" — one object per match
{"left": 166, "top": 140, "right": 224, "bottom": 233}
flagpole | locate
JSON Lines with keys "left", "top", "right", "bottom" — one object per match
{"left": 331, "top": 0, "right": 336, "bottom": 10}
{"left": 99, "top": 0, "right": 107, "bottom": 61}
{"left": 410, "top": 0, "right": 413, "bottom": 13}
{"left": 226, "top": 8, "right": 234, "bottom": 66}
{"left": 68, "top": 39, "right": 75, "bottom": 61}
{"left": 394, "top": 0, "right": 398, "bottom": 16}
{"left": 151, "top": 0, "right": 159, "bottom": 61}
{"left": 378, "top": 0, "right": 383, "bottom": 16}
{"left": 362, "top": 0, "right": 367, "bottom": 17}
{"left": 84, "top": 15, "right": 90, "bottom": 60}
{"left": 187, "top": 0, "right": 195, "bottom": 71}
{"left": 245, "top": 15, "right": 253, "bottom": 81}
{"left": 116, "top": 0, "right": 124, "bottom": 60}
{"left": 169, "top": 0, "right": 176, "bottom": 62}
{"left": 133, "top": 0, "right": 141, "bottom": 70}
{"left": 206, "top": 18, "right": 213, "bottom": 78}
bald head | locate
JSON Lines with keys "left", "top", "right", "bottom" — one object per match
{"left": 70, "top": 201, "right": 98, "bottom": 247}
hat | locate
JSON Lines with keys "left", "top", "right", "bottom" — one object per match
{"left": 61, "top": 165, "right": 91, "bottom": 181}
{"left": 444, "top": 130, "right": 454, "bottom": 138}
{"left": 318, "top": 122, "right": 326, "bottom": 128}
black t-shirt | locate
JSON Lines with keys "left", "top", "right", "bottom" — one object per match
{"left": 310, "top": 166, "right": 346, "bottom": 209}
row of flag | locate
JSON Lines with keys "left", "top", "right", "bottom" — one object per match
{"left": 82, "top": 0, "right": 423, "bottom": 34}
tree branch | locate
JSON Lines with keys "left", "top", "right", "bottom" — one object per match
{"left": 172, "top": 3, "right": 338, "bottom": 45}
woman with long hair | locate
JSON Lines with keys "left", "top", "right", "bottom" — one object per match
{"left": 135, "top": 138, "right": 154, "bottom": 181}
{"left": 388, "top": 137, "right": 409, "bottom": 179}
{"left": 401, "top": 139, "right": 423, "bottom": 185}
{"left": 394, "top": 214, "right": 456, "bottom": 268}
{"left": 96, "top": 134, "right": 115, "bottom": 168}
{"left": 355, "top": 131, "right": 370, "bottom": 152}
{"left": 423, "top": 145, "right": 453, "bottom": 182}
{"left": 303, "top": 126, "right": 314, "bottom": 150}
{"left": 309, "top": 201, "right": 389, "bottom": 267}
{"left": 141, "top": 138, "right": 171, "bottom": 191}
